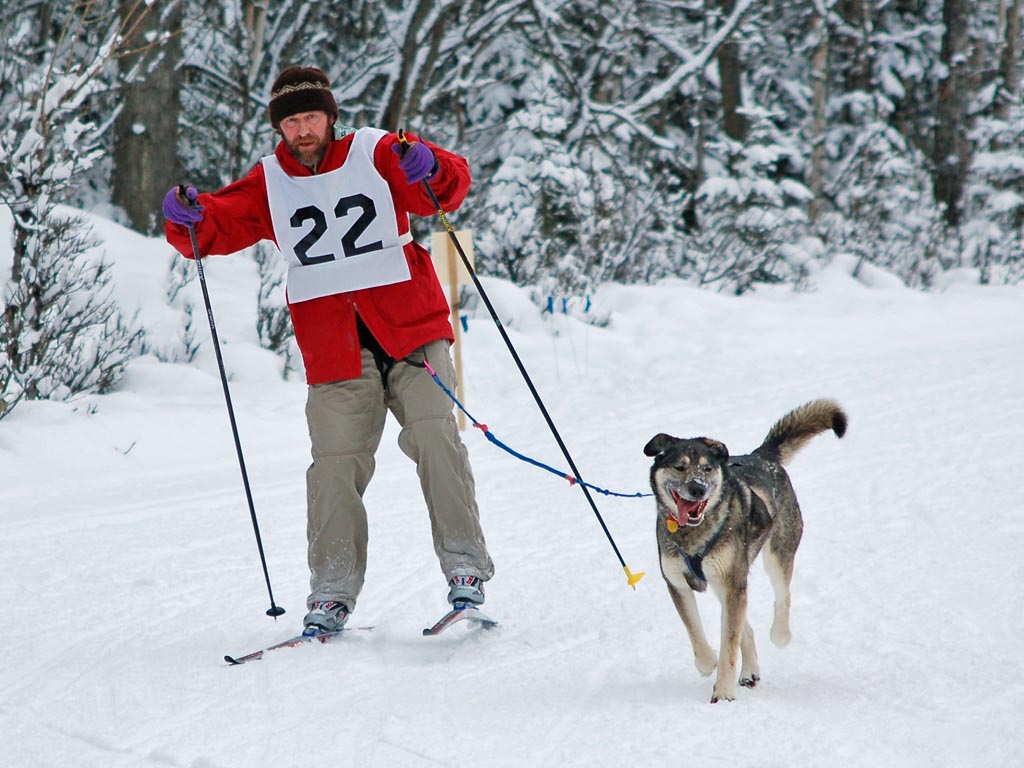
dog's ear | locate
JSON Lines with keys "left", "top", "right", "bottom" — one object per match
{"left": 698, "top": 437, "right": 729, "bottom": 462}
{"left": 644, "top": 433, "right": 677, "bottom": 457}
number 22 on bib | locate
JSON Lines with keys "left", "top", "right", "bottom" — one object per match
{"left": 263, "top": 127, "right": 412, "bottom": 303}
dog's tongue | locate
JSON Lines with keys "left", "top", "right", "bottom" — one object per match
{"left": 672, "top": 491, "right": 707, "bottom": 522}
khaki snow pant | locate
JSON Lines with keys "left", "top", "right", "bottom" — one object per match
{"left": 304, "top": 339, "right": 493, "bottom": 612}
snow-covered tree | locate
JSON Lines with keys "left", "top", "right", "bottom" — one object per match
{"left": 158, "top": 0, "right": 1018, "bottom": 303}
{"left": 963, "top": 105, "right": 1024, "bottom": 283}
{"left": 691, "top": 109, "right": 815, "bottom": 293}
{"left": 958, "top": 0, "right": 1024, "bottom": 283}
{"left": 475, "top": 64, "right": 591, "bottom": 291}
{"left": 817, "top": 93, "right": 945, "bottom": 286}
{"left": 0, "top": 1, "right": 146, "bottom": 419}
{"left": 252, "top": 241, "right": 299, "bottom": 377}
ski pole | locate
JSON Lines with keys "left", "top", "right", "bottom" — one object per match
{"left": 398, "top": 131, "right": 644, "bottom": 589}
{"left": 186, "top": 219, "right": 286, "bottom": 618}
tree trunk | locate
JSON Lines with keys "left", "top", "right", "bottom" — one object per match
{"left": 808, "top": 3, "right": 830, "bottom": 223}
{"left": 933, "top": 0, "right": 972, "bottom": 228}
{"left": 996, "top": 0, "right": 1020, "bottom": 119}
{"left": 717, "top": 0, "right": 748, "bottom": 141}
{"left": 112, "top": 0, "right": 183, "bottom": 235}
{"left": 245, "top": 0, "right": 268, "bottom": 86}
{"left": 380, "top": 0, "right": 436, "bottom": 131}
{"left": 837, "top": 0, "right": 871, "bottom": 93}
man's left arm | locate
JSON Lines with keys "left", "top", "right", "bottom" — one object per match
{"left": 377, "top": 132, "right": 471, "bottom": 217}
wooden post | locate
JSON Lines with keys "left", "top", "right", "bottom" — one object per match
{"left": 430, "top": 230, "right": 474, "bottom": 430}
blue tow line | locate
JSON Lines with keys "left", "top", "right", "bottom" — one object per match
{"left": 422, "top": 361, "right": 651, "bottom": 499}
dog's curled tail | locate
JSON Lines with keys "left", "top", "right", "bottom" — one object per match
{"left": 754, "top": 399, "right": 847, "bottom": 466}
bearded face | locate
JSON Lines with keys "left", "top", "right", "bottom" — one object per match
{"left": 279, "top": 111, "right": 333, "bottom": 169}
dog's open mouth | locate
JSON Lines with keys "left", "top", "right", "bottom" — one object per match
{"left": 669, "top": 489, "right": 708, "bottom": 527}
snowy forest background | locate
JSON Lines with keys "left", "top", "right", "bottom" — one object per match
{"left": 1, "top": 0, "right": 1022, "bottom": 419}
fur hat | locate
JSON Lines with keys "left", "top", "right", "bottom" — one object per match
{"left": 268, "top": 66, "right": 339, "bottom": 130}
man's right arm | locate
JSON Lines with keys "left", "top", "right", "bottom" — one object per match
{"left": 164, "top": 163, "right": 275, "bottom": 259}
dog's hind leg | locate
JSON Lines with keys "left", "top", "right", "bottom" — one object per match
{"left": 764, "top": 546, "right": 794, "bottom": 648}
{"left": 739, "top": 621, "right": 760, "bottom": 688}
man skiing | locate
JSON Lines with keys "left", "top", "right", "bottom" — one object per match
{"left": 162, "top": 65, "right": 494, "bottom": 633}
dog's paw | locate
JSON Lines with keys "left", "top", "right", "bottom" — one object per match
{"left": 739, "top": 674, "right": 760, "bottom": 689}
{"left": 770, "top": 623, "right": 791, "bottom": 648}
{"left": 694, "top": 652, "right": 717, "bottom": 677}
{"left": 710, "top": 689, "right": 736, "bottom": 704}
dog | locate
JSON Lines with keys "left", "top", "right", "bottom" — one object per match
{"left": 643, "top": 399, "right": 847, "bottom": 703}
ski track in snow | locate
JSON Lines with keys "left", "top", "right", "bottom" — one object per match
{"left": 2, "top": 262, "right": 1022, "bottom": 767}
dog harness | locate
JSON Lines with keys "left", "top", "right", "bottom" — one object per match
{"left": 673, "top": 515, "right": 730, "bottom": 586}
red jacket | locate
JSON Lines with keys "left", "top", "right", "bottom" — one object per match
{"left": 165, "top": 131, "right": 469, "bottom": 385}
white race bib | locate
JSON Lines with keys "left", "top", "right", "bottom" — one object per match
{"left": 263, "top": 127, "right": 412, "bottom": 303}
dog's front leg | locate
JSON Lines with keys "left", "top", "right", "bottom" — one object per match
{"left": 739, "top": 621, "right": 760, "bottom": 688}
{"left": 662, "top": 559, "right": 717, "bottom": 676}
{"left": 710, "top": 581, "right": 748, "bottom": 703}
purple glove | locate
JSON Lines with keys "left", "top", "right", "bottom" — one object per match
{"left": 162, "top": 185, "right": 204, "bottom": 225}
{"left": 392, "top": 141, "right": 438, "bottom": 184}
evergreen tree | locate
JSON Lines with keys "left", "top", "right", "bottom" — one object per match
{"left": 475, "top": 63, "right": 590, "bottom": 292}
{"left": 818, "top": 94, "right": 944, "bottom": 286}
{"left": 963, "top": 104, "right": 1024, "bottom": 283}
{"left": 959, "top": 0, "right": 1024, "bottom": 283}
{"left": 691, "top": 110, "right": 815, "bottom": 293}
{"left": 0, "top": 1, "right": 147, "bottom": 419}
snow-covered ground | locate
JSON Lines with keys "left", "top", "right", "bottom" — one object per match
{"left": 2, "top": 212, "right": 1021, "bottom": 767}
